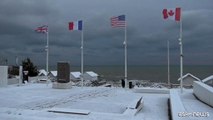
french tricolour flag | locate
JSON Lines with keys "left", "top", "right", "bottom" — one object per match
{"left": 69, "top": 20, "right": 83, "bottom": 31}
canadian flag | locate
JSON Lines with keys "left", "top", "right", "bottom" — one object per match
{"left": 162, "top": 8, "right": 181, "bottom": 21}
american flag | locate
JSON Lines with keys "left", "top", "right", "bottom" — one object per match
{"left": 111, "top": 15, "right": 126, "bottom": 28}
{"left": 35, "top": 25, "right": 48, "bottom": 33}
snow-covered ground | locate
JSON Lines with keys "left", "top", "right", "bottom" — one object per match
{"left": 1, "top": 81, "right": 212, "bottom": 120}
{"left": 179, "top": 89, "right": 212, "bottom": 120}
{"left": 0, "top": 83, "right": 169, "bottom": 120}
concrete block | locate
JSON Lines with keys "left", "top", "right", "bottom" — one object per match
{"left": 52, "top": 82, "right": 72, "bottom": 89}
{"left": 0, "top": 66, "right": 8, "bottom": 87}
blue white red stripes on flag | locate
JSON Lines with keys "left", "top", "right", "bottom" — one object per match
{"left": 69, "top": 20, "right": 83, "bottom": 31}
{"left": 35, "top": 25, "right": 48, "bottom": 33}
{"left": 111, "top": 15, "right": 126, "bottom": 28}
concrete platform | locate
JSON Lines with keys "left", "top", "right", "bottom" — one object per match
{"left": 170, "top": 89, "right": 212, "bottom": 120}
{"left": 0, "top": 84, "right": 171, "bottom": 120}
{"left": 52, "top": 82, "right": 72, "bottom": 89}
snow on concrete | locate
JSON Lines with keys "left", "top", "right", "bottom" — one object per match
{"left": 170, "top": 89, "right": 186, "bottom": 120}
{"left": 193, "top": 81, "right": 213, "bottom": 107}
{"left": 0, "top": 83, "right": 169, "bottom": 120}
{"left": 179, "top": 89, "right": 212, "bottom": 120}
{"left": 134, "top": 87, "right": 169, "bottom": 94}
{"left": 48, "top": 108, "right": 90, "bottom": 115}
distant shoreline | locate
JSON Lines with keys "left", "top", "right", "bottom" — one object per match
{"left": 36, "top": 65, "right": 213, "bottom": 84}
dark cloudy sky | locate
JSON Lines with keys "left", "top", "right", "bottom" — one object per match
{"left": 0, "top": 0, "right": 213, "bottom": 66}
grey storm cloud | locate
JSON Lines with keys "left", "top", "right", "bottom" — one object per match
{"left": 0, "top": 0, "right": 213, "bottom": 66}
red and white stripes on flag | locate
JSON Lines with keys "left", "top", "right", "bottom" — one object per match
{"left": 111, "top": 15, "right": 126, "bottom": 28}
{"left": 35, "top": 25, "right": 48, "bottom": 33}
{"left": 162, "top": 8, "right": 181, "bottom": 21}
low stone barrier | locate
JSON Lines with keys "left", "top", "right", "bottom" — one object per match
{"left": 133, "top": 87, "right": 169, "bottom": 94}
{"left": 169, "top": 89, "right": 186, "bottom": 120}
{"left": 193, "top": 81, "right": 213, "bottom": 107}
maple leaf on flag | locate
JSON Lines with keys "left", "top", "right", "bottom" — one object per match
{"left": 162, "top": 8, "right": 181, "bottom": 21}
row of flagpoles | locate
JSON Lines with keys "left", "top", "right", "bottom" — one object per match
{"left": 35, "top": 7, "right": 184, "bottom": 92}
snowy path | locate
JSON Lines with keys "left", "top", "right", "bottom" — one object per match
{"left": 0, "top": 84, "right": 113, "bottom": 110}
{"left": 18, "top": 87, "right": 112, "bottom": 110}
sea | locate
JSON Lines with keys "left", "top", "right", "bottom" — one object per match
{"left": 44, "top": 65, "right": 213, "bottom": 84}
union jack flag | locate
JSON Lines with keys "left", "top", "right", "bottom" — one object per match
{"left": 35, "top": 25, "right": 48, "bottom": 33}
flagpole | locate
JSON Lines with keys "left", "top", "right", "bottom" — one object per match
{"left": 124, "top": 20, "right": 128, "bottom": 89}
{"left": 167, "top": 40, "right": 170, "bottom": 87}
{"left": 46, "top": 30, "right": 49, "bottom": 75}
{"left": 179, "top": 14, "right": 183, "bottom": 93}
{"left": 81, "top": 26, "right": 84, "bottom": 87}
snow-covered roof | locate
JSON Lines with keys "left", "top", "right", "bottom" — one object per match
{"left": 202, "top": 75, "right": 213, "bottom": 83}
{"left": 178, "top": 73, "right": 200, "bottom": 81}
{"left": 38, "top": 69, "right": 47, "bottom": 76}
{"left": 70, "top": 72, "right": 81, "bottom": 78}
{"left": 49, "top": 71, "right": 57, "bottom": 77}
{"left": 85, "top": 71, "right": 98, "bottom": 77}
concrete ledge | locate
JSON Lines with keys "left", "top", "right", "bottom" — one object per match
{"left": 133, "top": 87, "right": 169, "bottom": 94}
{"left": 48, "top": 108, "right": 90, "bottom": 115}
{"left": 0, "top": 66, "right": 8, "bottom": 87}
{"left": 193, "top": 81, "right": 213, "bottom": 107}
{"left": 170, "top": 89, "right": 186, "bottom": 120}
{"left": 52, "top": 82, "right": 72, "bottom": 89}
{"left": 123, "top": 96, "right": 144, "bottom": 116}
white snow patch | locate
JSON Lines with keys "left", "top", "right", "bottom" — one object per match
{"left": 0, "top": 83, "right": 170, "bottom": 120}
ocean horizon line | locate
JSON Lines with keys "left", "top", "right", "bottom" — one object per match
{"left": 38, "top": 64, "right": 213, "bottom": 68}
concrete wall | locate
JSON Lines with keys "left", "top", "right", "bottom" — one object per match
{"left": 133, "top": 87, "right": 169, "bottom": 94}
{"left": 0, "top": 66, "right": 8, "bottom": 87}
{"left": 8, "top": 78, "right": 19, "bottom": 85}
{"left": 193, "top": 81, "right": 213, "bottom": 107}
